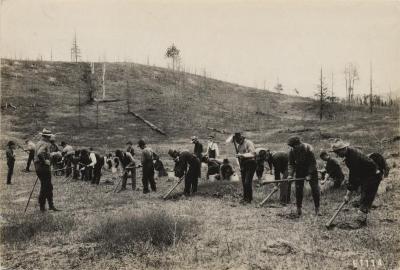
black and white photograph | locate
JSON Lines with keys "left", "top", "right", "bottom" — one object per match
{"left": 0, "top": 0, "right": 399, "bottom": 269}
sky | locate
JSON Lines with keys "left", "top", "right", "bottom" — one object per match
{"left": 1, "top": 0, "right": 399, "bottom": 98}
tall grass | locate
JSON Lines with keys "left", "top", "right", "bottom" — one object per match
{"left": 83, "top": 210, "right": 196, "bottom": 253}
{"left": 0, "top": 214, "right": 75, "bottom": 244}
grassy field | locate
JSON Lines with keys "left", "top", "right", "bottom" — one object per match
{"left": 1, "top": 58, "right": 399, "bottom": 269}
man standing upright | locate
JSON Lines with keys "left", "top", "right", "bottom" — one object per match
{"left": 191, "top": 136, "right": 203, "bottom": 160}
{"left": 287, "top": 136, "right": 320, "bottom": 216}
{"left": 331, "top": 140, "right": 383, "bottom": 226}
{"left": 138, "top": 139, "right": 156, "bottom": 193}
{"left": 61, "top": 141, "right": 74, "bottom": 177}
{"left": 24, "top": 139, "right": 36, "bottom": 172}
{"left": 233, "top": 132, "right": 256, "bottom": 204}
{"left": 6, "top": 141, "right": 16, "bottom": 185}
{"left": 34, "top": 128, "right": 60, "bottom": 211}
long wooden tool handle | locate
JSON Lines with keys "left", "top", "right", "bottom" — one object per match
{"left": 258, "top": 187, "right": 279, "bottom": 207}
{"left": 24, "top": 177, "right": 39, "bottom": 214}
{"left": 163, "top": 175, "right": 185, "bottom": 200}
{"left": 325, "top": 201, "right": 347, "bottom": 227}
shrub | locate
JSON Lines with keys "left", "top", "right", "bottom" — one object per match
{"left": 0, "top": 214, "right": 75, "bottom": 244}
{"left": 83, "top": 210, "right": 196, "bottom": 252}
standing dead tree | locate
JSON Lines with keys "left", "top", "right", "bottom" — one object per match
{"left": 71, "top": 32, "right": 81, "bottom": 63}
{"left": 344, "top": 63, "right": 359, "bottom": 104}
{"left": 315, "top": 67, "right": 329, "bottom": 121}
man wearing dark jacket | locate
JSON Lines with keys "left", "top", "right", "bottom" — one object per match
{"left": 266, "top": 150, "right": 290, "bottom": 204}
{"left": 115, "top": 149, "right": 136, "bottom": 192}
{"left": 332, "top": 140, "right": 383, "bottom": 226}
{"left": 34, "top": 128, "right": 60, "bottom": 212}
{"left": 169, "top": 149, "right": 201, "bottom": 196}
{"left": 320, "top": 151, "right": 344, "bottom": 189}
{"left": 220, "top": 158, "right": 234, "bottom": 180}
{"left": 139, "top": 139, "right": 156, "bottom": 193}
{"left": 6, "top": 141, "right": 16, "bottom": 185}
{"left": 288, "top": 136, "right": 320, "bottom": 216}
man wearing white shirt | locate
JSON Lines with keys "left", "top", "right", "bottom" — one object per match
{"left": 206, "top": 135, "right": 219, "bottom": 159}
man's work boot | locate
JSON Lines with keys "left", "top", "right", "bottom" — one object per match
{"left": 315, "top": 207, "right": 322, "bottom": 216}
{"left": 40, "top": 205, "right": 46, "bottom": 212}
{"left": 49, "top": 206, "right": 61, "bottom": 211}
{"left": 355, "top": 210, "right": 367, "bottom": 227}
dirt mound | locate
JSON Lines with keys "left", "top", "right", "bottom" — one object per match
{"left": 196, "top": 181, "right": 242, "bottom": 199}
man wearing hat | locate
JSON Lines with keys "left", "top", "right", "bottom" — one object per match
{"left": 233, "top": 132, "right": 257, "bottom": 204}
{"left": 34, "top": 128, "right": 60, "bottom": 211}
{"left": 206, "top": 135, "right": 219, "bottom": 159}
{"left": 6, "top": 141, "right": 16, "bottom": 185}
{"left": 319, "top": 150, "right": 344, "bottom": 190}
{"left": 331, "top": 140, "right": 382, "bottom": 226}
{"left": 138, "top": 139, "right": 156, "bottom": 193}
{"left": 168, "top": 149, "right": 200, "bottom": 196}
{"left": 287, "top": 136, "right": 320, "bottom": 216}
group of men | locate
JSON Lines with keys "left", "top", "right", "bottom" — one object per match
{"left": 6, "top": 128, "right": 167, "bottom": 212}
{"left": 175, "top": 132, "right": 389, "bottom": 226}
{"left": 5, "top": 127, "right": 389, "bottom": 226}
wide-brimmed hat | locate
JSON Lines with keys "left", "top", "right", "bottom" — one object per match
{"left": 330, "top": 140, "right": 350, "bottom": 152}
{"left": 208, "top": 135, "right": 215, "bottom": 139}
{"left": 39, "top": 128, "right": 53, "bottom": 137}
{"left": 126, "top": 141, "right": 133, "bottom": 145}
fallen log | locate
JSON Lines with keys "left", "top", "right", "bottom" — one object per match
{"left": 128, "top": 112, "right": 167, "bottom": 136}
{"left": 94, "top": 98, "right": 123, "bottom": 103}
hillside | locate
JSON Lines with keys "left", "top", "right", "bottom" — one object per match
{"left": 1, "top": 59, "right": 399, "bottom": 270}
{"left": 0, "top": 59, "right": 316, "bottom": 147}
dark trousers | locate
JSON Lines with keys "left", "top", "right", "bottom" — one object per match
{"left": 86, "top": 166, "right": 93, "bottom": 181}
{"left": 64, "top": 155, "right": 73, "bottom": 177}
{"left": 121, "top": 168, "right": 136, "bottom": 190}
{"left": 275, "top": 167, "right": 290, "bottom": 204}
{"left": 26, "top": 150, "right": 34, "bottom": 171}
{"left": 92, "top": 163, "right": 103, "bottom": 185}
{"left": 7, "top": 161, "right": 14, "bottom": 184}
{"left": 256, "top": 160, "right": 264, "bottom": 179}
{"left": 295, "top": 171, "right": 320, "bottom": 209}
{"left": 34, "top": 162, "right": 54, "bottom": 209}
{"left": 240, "top": 160, "right": 257, "bottom": 202}
{"left": 142, "top": 164, "right": 156, "bottom": 193}
{"left": 184, "top": 159, "right": 200, "bottom": 195}
{"left": 360, "top": 176, "right": 381, "bottom": 214}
